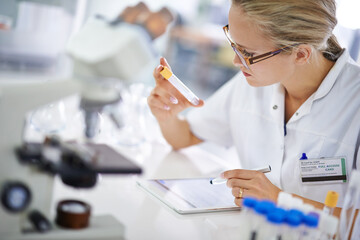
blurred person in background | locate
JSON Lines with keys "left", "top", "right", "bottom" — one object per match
{"left": 147, "top": 0, "right": 360, "bottom": 216}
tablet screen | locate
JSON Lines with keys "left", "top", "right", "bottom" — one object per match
{"left": 137, "top": 178, "right": 240, "bottom": 214}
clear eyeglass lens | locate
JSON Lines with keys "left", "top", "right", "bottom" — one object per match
{"left": 234, "top": 48, "right": 250, "bottom": 69}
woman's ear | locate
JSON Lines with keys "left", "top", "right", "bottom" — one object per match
{"left": 294, "top": 45, "right": 312, "bottom": 65}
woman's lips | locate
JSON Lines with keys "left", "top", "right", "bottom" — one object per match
{"left": 243, "top": 72, "right": 252, "bottom": 77}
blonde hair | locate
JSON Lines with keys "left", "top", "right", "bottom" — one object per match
{"left": 232, "top": 0, "right": 343, "bottom": 61}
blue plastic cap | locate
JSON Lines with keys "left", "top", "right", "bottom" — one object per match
{"left": 267, "top": 208, "right": 286, "bottom": 224}
{"left": 285, "top": 212, "right": 302, "bottom": 227}
{"left": 288, "top": 209, "right": 304, "bottom": 220}
{"left": 254, "top": 200, "right": 276, "bottom": 215}
{"left": 300, "top": 153, "right": 308, "bottom": 160}
{"left": 303, "top": 214, "right": 318, "bottom": 228}
{"left": 243, "top": 197, "right": 258, "bottom": 209}
{"left": 308, "top": 212, "right": 320, "bottom": 220}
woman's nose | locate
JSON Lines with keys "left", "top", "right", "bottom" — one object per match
{"left": 233, "top": 54, "right": 242, "bottom": 67}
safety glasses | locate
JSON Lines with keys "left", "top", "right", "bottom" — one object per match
{"left": 223, "top": 24, "right": 294, "bottom": 69}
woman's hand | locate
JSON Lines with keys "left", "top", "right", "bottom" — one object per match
{"left": 147, "top": 57, "right": 204, "bottom": 122}
{"left": 223, "top": 169, "right": 281, "bottom": 207}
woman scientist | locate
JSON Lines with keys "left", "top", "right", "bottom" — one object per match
{"left": 147, "top": 0, "right": 360, "bottom": 217}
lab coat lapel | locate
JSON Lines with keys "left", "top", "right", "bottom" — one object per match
{"left": 270, "top": 83, "right": 285, "bottom": 133}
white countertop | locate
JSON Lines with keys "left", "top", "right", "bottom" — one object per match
{"left": 51, "top": 139, "right": 241, "bottom": 240}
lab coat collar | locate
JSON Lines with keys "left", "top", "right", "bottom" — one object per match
{"left": 313, "top": 49, "right": 348, "bottom": 101}
{"left": 282, "top": 49, "right": 348, "bottom": 123}
{"left": 292, "top": 49, "right": 348, "bottom": 120}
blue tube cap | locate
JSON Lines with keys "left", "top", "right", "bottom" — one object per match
{"left": 285, "top": 211, "right": 302, "bottom": 227}
{"left": 303, "top": 214, "right": 319, "bottom": 228}
{"left": 243, "top": 197, "right": 258, "bottom": 209}
{"left": 254, "top": 200, "right": 276, "bottom": 215}
{"left": 267, "top": 207, "right": 286, "bottom": 225}
{"left": 288, "top": 209, "right": 304, "bottom": 220}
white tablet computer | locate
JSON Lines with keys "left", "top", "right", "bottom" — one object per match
{"left": 136, "top": 178, "right": 241, "bottom": 214}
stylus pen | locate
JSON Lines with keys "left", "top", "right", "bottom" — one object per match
{"left": 210, "top": 165, "right": 272, "bottom": 185}
{"left": 160, "top": 66, "right": 200, "bottom": 106}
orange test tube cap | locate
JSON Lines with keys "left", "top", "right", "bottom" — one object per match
{"left": 325, "top": 191, "right": 339, "bottom": 208}
{"left": 160, "top": 66, "right": 172, "bottom": 80}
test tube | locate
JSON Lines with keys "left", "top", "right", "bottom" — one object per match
{"left": 282, "top": 210, "right": 303, "bottom": 240}
{"left": 239, "top": 197, "right": 259, "bottom": 240}
{"left": 258, "top": 208, "right": 286, "bottom": 240}
{"left": 252, "top": 200, "right": 276, "bottom": 239}
{"left": 160, "top": 67, "right": 200, "bottom": 105}
{"left": 318, "top": 213, "right": 339, "bottom": 239}
{"left": 300, "top": 214, "right": 319, "bottom": 240}
{"left": 339, "top": 170, "right": 360, "bottom": 239}
{"left": 323, "top": 191, "right": 339, "bottom": 215}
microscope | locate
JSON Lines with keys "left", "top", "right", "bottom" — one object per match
{"left": 0, "top": 4, "right": 164, "bottom": 240}
{"left": 0, "top": 0, "right": 175, "bottom": 236}
{"left": 0, "top": 76, "right": 144, "bottom": 239}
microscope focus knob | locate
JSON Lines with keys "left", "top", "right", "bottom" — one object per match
{"left": 1, "top": 181, "right": 31, "bottom": 213}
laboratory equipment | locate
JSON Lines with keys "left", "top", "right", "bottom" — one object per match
{"left": 55, "top": 199, "right": 91, "bottom": 229}
{"left": 238, "top": 197, "right": 259, "bottom": 240}
{"left": 66, "top": 13, "right": 160, "bottom": 143}
{"left": 66, "top": 16, "right": 157, "bottom": 83}
{"left": 350, "top": 209, "right": 360, "bottom": 239}
{"left": 258, "top": 207, "right": 286, "bottom": 240}
{"left": 112, "top": 83, "right": 152, "bottom": 146}
{"left": 0, "top": 74, "right": 142, "bottom": 239}
{"left": 30, "top": 101, "right": 67, "bottom": 134}
{"left": 282, "top": 210, "right": 303, "bottom": 240}
{"left": 0, "top": 1, "right": 168, "bottom": 238}
{"left": 0, "top": 0, "right": 80, "bottom": 75}
{"left": 160, "top": 66, "right": 200, "bottom": 105}
{"left": 0, "top": 0, "right": 86, "bottom": 134}
{"left": 318, "top": 213, "right": 339, "bottom": 239}
{"left": 338, "top": 169, "right": 360, "bottom": 240}
{"left": 323, "top": 191, "right": 339, "bottom": 215}
{"left": 300, "top": 214, "right": 320, "bottom": 240}
{"left": 251, "top": 200, "right": 277, "bottom": 239}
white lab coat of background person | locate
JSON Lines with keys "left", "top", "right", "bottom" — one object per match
{"left": 186, "top": 49, "right": 360, "bottom": 206}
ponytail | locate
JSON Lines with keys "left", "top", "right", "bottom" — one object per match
{"left": 323, "top": 34, "right": 344, "bottom": 61}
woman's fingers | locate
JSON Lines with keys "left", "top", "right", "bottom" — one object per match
{"left": 223, "top": 169, "right": 261, "bottom": 180}
{"left": 153, "top": 57, "right": 171, "bottom": 84}
{"left": 224, "top": 169, "right": 281, "bottom": 201}
{"left": 150, "top": 88, "right": 178, "bottom": 106}
{"left": 160, "top": 57, "right": 171, "bottom": 70}
{"left": 227, "top": 178, "right": 253, "bottom": 190}
{"left": 192, "top": 99, "right": 205, "bottom": 108}
{"left": 147, "top": 93, "right": 171, "bottom": 111}
{"left": 231, "top": 187, "right": 258, "bottom": 199}
{"left": 232, "top": 187, "right": 245, "bottom": 199}
{"left": 153, "top": 64, "right": 165, "bottom": 84}
{"left": 233, "top": 189, "right": 257, "bottom": 207}
{"left": 234, "top": 197, "right": 243, "bottom": 207}
{"left": 148, "top": 88, "right": 189, "bottom": 116}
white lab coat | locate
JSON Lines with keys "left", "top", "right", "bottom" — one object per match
{"left": 186, "top": 49, "right": 360, "bottom": 206}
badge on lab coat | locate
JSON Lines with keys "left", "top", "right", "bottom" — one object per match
{"left": 299, "top": 157, "right": 347, "bottom": 184}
